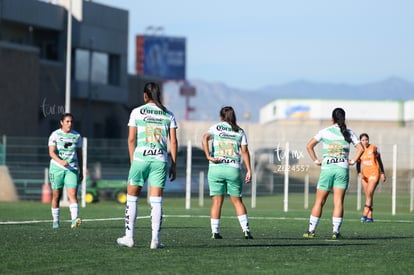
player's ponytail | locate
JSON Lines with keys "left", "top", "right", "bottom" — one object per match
{"left": 220, "top": 106, "right": 241, "bottom": 132}
{"left": 332, "top": 107, "right": 351, "bottom": 143}
{"left": 143, "top": 82, "right": 166, "bottom": 112}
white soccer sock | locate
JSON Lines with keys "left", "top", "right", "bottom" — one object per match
{"left": 150, "top": 196, "right": 163, "bottom": 241}
{"left": 211, "top": 218, "right": 220, "bottom": 233}
{"left": 308, "top": 215, "right": 320, "bottom": 232}
{"left": 125, "top": 195, "right": 138, "bottom": 238}
{"left": 237, "top": 214, "right": 250, "bottom": 231}
{"left": 69, "top": 203, "right": 78, "bottom": 221}
{"left": 332, "top": 217, "right": 343, "bottom": 233}
{"left": 51, "top": 208, "right": 60, "bottom": 222}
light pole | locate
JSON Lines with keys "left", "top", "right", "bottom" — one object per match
{"left": 65, "top": 0, "right": 72, "bottom": 113}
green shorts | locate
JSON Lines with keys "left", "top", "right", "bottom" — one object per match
{"left": 49, "top": 163, "right": 79, "bottom": 190}
{"left": 317, "top": 167, "right": 349, "bottom": 191}
{"left": 208, "top": 165, "right": 243, "bottom": 197}
{"left": 128, "top": 160, "right": 167, "bottom": 188}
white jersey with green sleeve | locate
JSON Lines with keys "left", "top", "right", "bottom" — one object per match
{"left": 208, "top": 122, "right": 247, "bottom": 169}
{"left": 314, "top": 124, "right": 360, "bottom": 170}
{"left": 128, "top": 103, "right": 177, "bottom": 162}
{"left": 48, "top": 129, "right": 82, "bottom": 171}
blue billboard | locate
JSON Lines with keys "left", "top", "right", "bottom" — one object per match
{"left": 136, "top": 35, "right": 186, "bottom": 81}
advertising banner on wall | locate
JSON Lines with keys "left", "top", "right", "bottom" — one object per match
{"left": 136, "top": 35, "right": 186, "bottom": 81}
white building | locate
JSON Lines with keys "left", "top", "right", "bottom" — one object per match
{"left": 260, "top": 99, "right": 413, "bottom": 127}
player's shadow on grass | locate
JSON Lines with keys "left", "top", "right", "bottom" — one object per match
{"left": 191, "top": 242, "right": 372, "bottom": 248}
{"left": 347, "top": 236, "right": 414, "bottom": 241}
{"left": 190, "top": 235, "right": 414, "bottom": 248}
{"left": 255, "top": 235, "right": 414, "bottom": 241}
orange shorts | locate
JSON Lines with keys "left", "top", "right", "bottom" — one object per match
{"left": 361, "top": 173, "right": 379, "bottom": 183}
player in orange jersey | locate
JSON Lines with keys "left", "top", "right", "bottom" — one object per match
{"left": 356, "top": 133, "right": 386, "bottom": 223}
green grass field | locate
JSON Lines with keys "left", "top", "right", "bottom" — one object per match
{"left": 1, "top": 194, "right": 413, "bottom": 274}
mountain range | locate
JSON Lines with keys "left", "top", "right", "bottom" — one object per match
{"left": 162, "top": 77, "right": 414, "bottom": 122}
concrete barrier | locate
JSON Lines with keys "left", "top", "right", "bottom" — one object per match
{"left": 0, "top": 165, "right": 18, "bottom": 202}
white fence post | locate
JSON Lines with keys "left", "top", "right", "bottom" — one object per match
{"left": 304, "top": 172, "right": 309, "bottom": 209}
{"left": 251, "top": 152, "right": 257, "bottom": 208}
{"left": 269, "top": 151, "right": 274, "bottom": 194}
{"left": 410, "top": 177, "right": 414, "bottom": 212}
{"left": 185, "top": 140, "right": 192, "bottom": 209}
{"left": 357, "top": 176, "right": 362, "bottom": 211}
{"left": 198, "top": 171, "right": 204, "bottom": 207}
{"left": 283, "top": 142, "right": 289, "bottom": 212}
{"left": 392, "top": 144, "right": 397, "bottom": 216}
{"left": 411, "top": 135, "right": 414, "bottom": 212}
{"left": 62, "top": 188, "right": 69, "bottom": 206}
{"left": 81, "top": 137, "right": 87, "bottom": 208}
{"left": 44, "top": 167, "right": 48, "bottom": 185}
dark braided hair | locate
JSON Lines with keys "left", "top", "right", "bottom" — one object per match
{"left": 220, "top": 106, "right": 241, "bottom": 132}
{"left": 143, "top": 82, "right": 166, "bottom": 112}
{"left": 332, "top": 108, "right": 352, "bottom": 143}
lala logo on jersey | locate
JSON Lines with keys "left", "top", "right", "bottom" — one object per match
{"left": 220, "top": 158, "right": 236, "bottom": 164}
{"left": 143, "top": 148, "right": 163, "bottom": 156}
{"left": 326, "top": 158, "right": 346, "bottom": 164}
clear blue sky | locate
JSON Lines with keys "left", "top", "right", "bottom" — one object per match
{"left": 97, "top": 0, "right": 414, "bottom": 90}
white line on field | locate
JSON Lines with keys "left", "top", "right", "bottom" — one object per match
{"left": 0, "top": 215, "right": 413, "bottom": 225}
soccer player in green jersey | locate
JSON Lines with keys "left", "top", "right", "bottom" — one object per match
{"left": 202, "top": 106, "right": 253, "bottom": 239}
{"left": 304, "top": 108, "right": 364, "bottom": 239}
{"left": 48, "top": 113, "right": 83, "bottom": 229}
{"left": 117, "top": 82, "right": 178, "bottom": 249}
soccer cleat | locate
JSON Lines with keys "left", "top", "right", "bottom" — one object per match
{"left": 361, "top": 216, "right": 367, "bottom": 223}
{"left": 71, "top": 218, "right": 81, "bottom": 229}
{"left": 211, "top": 232, "right": 223, "bottom": 239}
{"left": 117, "top": 236, "right": 134, "bottom": 248}
{"left": 150, "top": 240, "right": 165, "bottom": 249}
{"left": 365, "top": 218, "right": 374, "bottom": 223}
{"left": 332, "top": 232, "right": 341, "bottom": 240}
{"left": 52, "top": 221, "right": 60, "bottom": 229}
{"left": 243, "top": 230, "right": 253, "bottom": 239}
{"left": 303, "top": 231, "right": 316, "bottom": 238}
